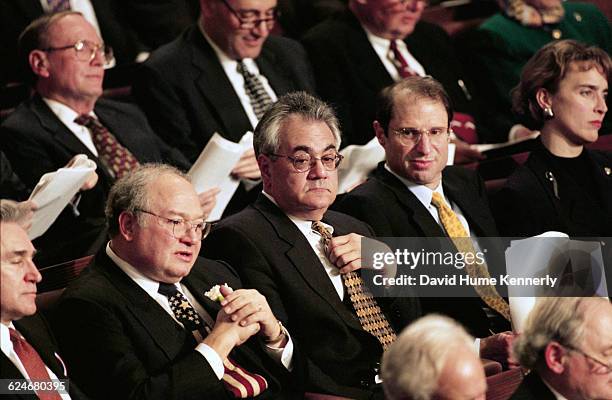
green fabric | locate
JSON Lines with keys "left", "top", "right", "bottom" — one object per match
{"left": 468, "top": 2, "right": 611, "bottom": 142}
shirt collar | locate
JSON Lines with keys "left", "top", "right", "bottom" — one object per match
{"left": 106, "top": 242, "right": 170, "bottom": 297}
{"left": 0, "top": 322, "right": 16, "bottom": 355}
{"left": 261, "top": 191, "right": 334, "bottom": 236}
{"left": 384, "top": 163, "right": 446, "bottom": 208}
{"left": 197, "top": 19, "right": 258, "bottom": 74}
{"left": 43, "top": 97, "right": 96, "bottom": 124}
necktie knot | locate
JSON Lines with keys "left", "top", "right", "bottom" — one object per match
{"left": 74, "top": 114, "right": 96, "bottom": 128}
{"left": 311, "top": 221, "right": 332, "bottom": 242}
{"left": 430, "top": 192, "right": 445, "bottom": 209}
{"left": 8, "top": 327, "right": 22, "bottom": 343}
{"left": 158, "top": 282, "right": 179, "bottom": 297}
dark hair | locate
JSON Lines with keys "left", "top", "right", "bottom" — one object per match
{"left": 512, "top": 39, "right": 612, "bottom": 129}
{"left": 375, "top": 76, "right": 453, "bottom": 134}
{"left": 18, "top": 11, "right": 82, "bottom": 84}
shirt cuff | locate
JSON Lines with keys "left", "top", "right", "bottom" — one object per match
{"left": 195, "top": 343, "right": 225, "bottom": 380}
{"left": 263, "top": 330, "right": 294, "bottom": 371}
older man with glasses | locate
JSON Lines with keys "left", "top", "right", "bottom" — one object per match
{"left": 203, "top": 92, "right": 421, "bottom": 399}
{"left": 511, "top": 297, "right": 612, "bottom": 400}
{"left": 132, "top": 0, "right": 316, "bottom": 218}
{"left": 0, "top": 11, "right": 190, "bottom": 268}
{"left": 52, "top": 164, "right": 300, "bottom": 399}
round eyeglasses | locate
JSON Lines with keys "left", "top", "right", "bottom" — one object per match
{"left": 135, "top": 209, "right": 212, "bottom": 241}
{"left": 267, "top": 152, "right": 344, "bottom": 173}
{"left": 391, "top": 127, "right": 451, "bottom": 146}
{"left": 42, "top": 40, "right": 114, "bottom": 66}
{"left": 219, "top": 0, "right": 279, "bottom": 30}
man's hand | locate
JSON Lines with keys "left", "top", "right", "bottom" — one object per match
{"left": 231, "top": 149, "right": 261, "bottom": 180}
{"left": 480, "top": 331, "right": 520, "bottom": 369}
{"left": 219, "top": 286, "right": 284, "bottom": 346}
{"left": 204, "top": 307, "right": 260, "bottom": 360}
{"left": 198, "top": 187, "right": 220, "bottom": 220}
{"left": 65, "top": 155, "right": 98, "bottom": 191}
{"left": 327, "top": 233, "right": 363, "bottom": 274}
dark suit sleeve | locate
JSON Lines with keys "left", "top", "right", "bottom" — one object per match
{"left": 334, "top": 191, "right": 395, "bottom": 237}
{"left": 53, "top": 296, "right": 228, "bottom": 400}
{"left": 132, "top": 63, "right": 201, "bottom": 161}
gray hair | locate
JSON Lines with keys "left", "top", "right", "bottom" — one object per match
{"left": 105, "top": 164, "right": 189, "bottom": 236}
{"left": 253, "top": 91, "right": 341, "bottom": 156}
{"left": 513, "top": 297, "right": 609, "bottom": 370}
{"left": 0, "top": 199, "right": 28, "bottom": 224}
{"left": 382, "top": 314, "right": 475, "bottom": 400}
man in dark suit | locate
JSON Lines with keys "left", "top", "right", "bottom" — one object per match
{"left": 301, "top": 0, "right": 481, "bottom": 151}
{"left": 1, "top": 12, "right": 190, "bottom": 267}
{"left": 511, "top": 297, "right": 612, "bottom": 400}
{"left": 0, "top": 0, "right": 144, "bottom": 84}
{"left": 335, "top": 77, "right": 515, "bottom": 363}
{"left": 203, "top": 92, "right": 421, "bottom": 399}
{"left": 1, "top": 201, "right": 88, "bottom": 400}
{"left": 132, "top": 0, "right": 316, "bottom": 216}
{"left": 52, "top": 164, "right": 298, "bottom": 399}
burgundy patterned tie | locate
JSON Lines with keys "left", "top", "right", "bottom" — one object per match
{"left": 74, "top": 114, "right": 139, "bottom": 179}
{"left": 311, "top": 222, "right": 397, "bottom": 350}
{"left": 47, "top": 0, "right": 70, "bottom": 13}
{"left": 9, "top": 328, "right": 63, "bottom": 400}
{"left": 158, "top": 283, "right": 268, "bottom": 398}
{"left": 389, "top": 40, "right": 417, "bottom": 79}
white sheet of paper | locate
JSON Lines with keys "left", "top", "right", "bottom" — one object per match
{"left": 338, "top": 137, "right": 385, "bottom": 194}
{"left": 28, "top": 155, "right": 97, "bottom": 240}
{"left": 189, "top": 132, "right": 253, "bottom": 221}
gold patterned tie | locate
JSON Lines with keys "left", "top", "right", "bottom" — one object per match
{"left": 311, "top": 221, "right": 397, "bottom": 350}
{"left": 430, "top": 192, "right": 511, "bottom": 321}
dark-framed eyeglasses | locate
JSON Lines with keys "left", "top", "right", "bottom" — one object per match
{"left": 42, "top": 39, "right": 114, "bottom": 66}
{"left": 135, "top": 209, "right": 212, "bottom": 241}
{"left": 219, "top": 0, "right": 279, "bottom": 29}
{"left": 391, "top": 127, "right": 451, "bottom": 146}
{"left": 267, "top": 152, "right": 344, "bottom": 173}
{"left": 564, "top": 344, "right": 612, "bottom": 375}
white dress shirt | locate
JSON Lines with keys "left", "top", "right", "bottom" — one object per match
{"left": 363, "top": 27, "right": 426, "bottom": 82}
{"left": 0, "top": 322, "right": 72, "bottom": 400}
{"left": 106, "top": 243, "right": 293, "bottom": 379}
{"left": 42, "top": 98, "right": 98, "bottom": 157}
{"left": 262, "top": 192, "right": 345, "bottom": 300}
{"left": 198, "top": 22, "right": 278, "bottom": 130}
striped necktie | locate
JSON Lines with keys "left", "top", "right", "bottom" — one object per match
{"left": 388, "top": 40, "right": 417, "bottom": 79}
{"left": 430, "top": 192, "right": 512, "bottom": 321}
{"left": 74, "top": 114, "right": 140, "bottom": 180}
{"left": 9, "top": 328, "right": 63, "bottom": 400}
{"left": 237, "top": 61, "right": 274, "bottom": 120}
{"left": 311, "top": 221, "right": 397, "bottom": 350}
{"left": 158, "top": 283, "right": 268, "bottom": 398}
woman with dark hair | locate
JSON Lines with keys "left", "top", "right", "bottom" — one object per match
{"left": 493, "top": 39, "right": 612, "bottom": 237}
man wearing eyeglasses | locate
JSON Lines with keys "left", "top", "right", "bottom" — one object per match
{"left": 203, "top": 92, "right": 421, "bottom": 399}
{"left": 302, "top": 0, "right": 482, "bottom": 158}
{"left": 511, "top": 297, "right": 612, "bottom": 400}
{"left": 132, "top": 0, "right": 315, "bottom": 217}
{"left": 1, "top": 12, "right": 191, "bottom": 267}
{"left": 336, "top": 77, "right": 517, "bottom": 366}
{"left": 52, "top": 164, "right": 300, "bottom": 399}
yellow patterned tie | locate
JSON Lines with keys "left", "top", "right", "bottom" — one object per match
{"left": 430, "top": 192, "right": 511, "bottom": 321}
{"left": 311, "top": 221, "right": 397, "bottom": 350}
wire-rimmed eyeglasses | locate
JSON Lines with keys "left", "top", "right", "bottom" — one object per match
{"left": 267, "top": 152, "right": 344, "bottom": 173}
{"left": 42, "top": 39, "right": 114, "bottom": 66}
{"left": 135, "top": 209, "right": 212, "bottom": 241}
{"left": 564, "top": 344, "right": 612, "bottom": 375}
{"left": 391, "top": 127, "right": 451, "bottom": 146}
{"left": 219, "top": 0, "right": 279, "bottom": 30}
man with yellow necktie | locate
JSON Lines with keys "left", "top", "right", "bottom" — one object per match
{"left": 336, "top": 76, "right": 518, "bottom": 367}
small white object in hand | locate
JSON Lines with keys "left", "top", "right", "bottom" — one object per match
{"left": 204, "top": 283, "right": 231, "bottom": 302}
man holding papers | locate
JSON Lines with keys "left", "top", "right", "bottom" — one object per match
{"left": 1, "top": 12, "right": 189, "bottom": 266}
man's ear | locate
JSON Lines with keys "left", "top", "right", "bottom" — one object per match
{"left": 29, "top": 50, "right": 50, "bottom": 78}
{"left": 258, "top": 153, "right": 271, "bottom": 181}
{"left": 118, "top": 211, "right": 138, "bottom": 241}
{"left": 544, "top": 341, "right": 568, "bottom": 374}
{"left": 536, "top": 88, "right": 553, "bottom": 111}
{"left": 374, "top": 120, "right": 386, "bottom": 147}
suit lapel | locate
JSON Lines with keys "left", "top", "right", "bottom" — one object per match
{"left": 253, "top": 196, "right": 364, "bottom": 332}
{"left": 189, "top": 28, "right": 252, "bottom": 141}
{"left": 373, "top": 165, "right": 446, "bottom": 236}
{"left": 257, "top": 47, "right": 291, "bottom": 96}
{"left": 95, "top": 253, "right": 194, "bottom": 360}
{"left": 442, "top": 169, "right": 490, "bottom": 237}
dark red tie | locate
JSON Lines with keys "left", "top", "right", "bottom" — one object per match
{"left": 74, "top": 114, "right": 140, "bottom": 180}
{"left": 9, "top": 328, "right": 62, "bottom": 400}
{"left": 389, "top": 40, "right": 416, "bottom": 79}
